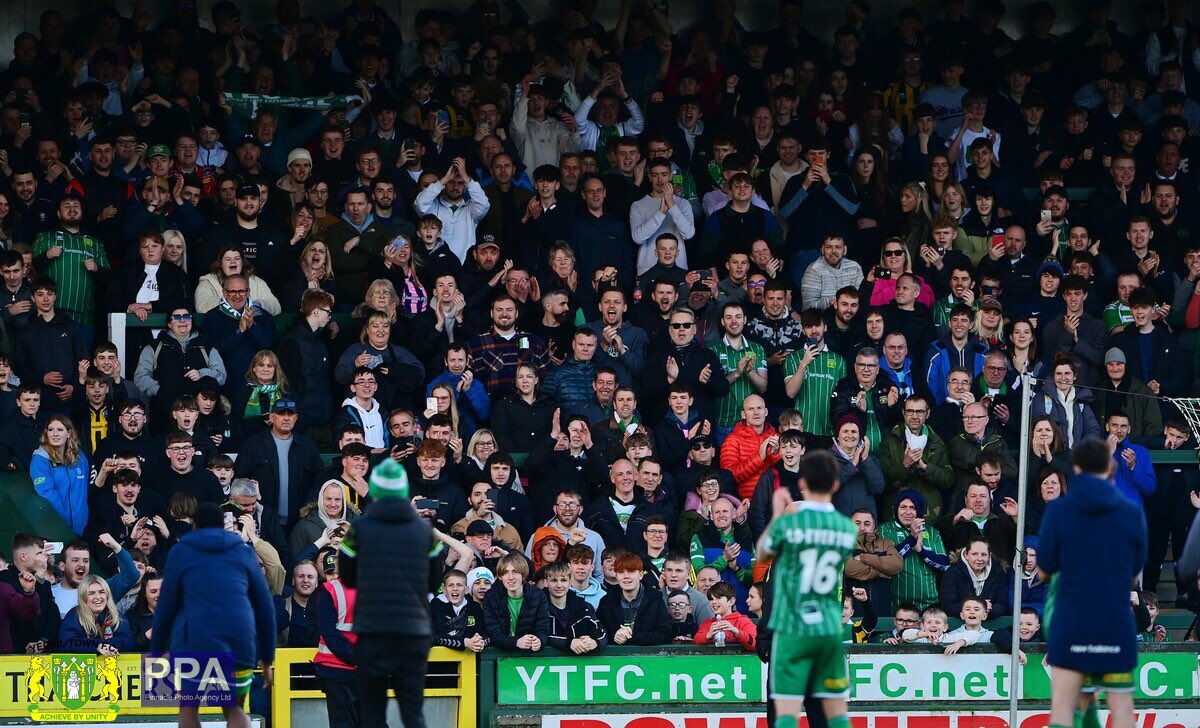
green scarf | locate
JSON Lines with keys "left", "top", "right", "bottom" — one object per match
{"left": 224, "top": 92, "right": 362, "bottom": 118}
{"left": 244, "top": 384, "right": 281, "bottom": 419}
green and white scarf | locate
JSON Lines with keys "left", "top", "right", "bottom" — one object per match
{"left": 245, "top": 383, "right": 281, "bottom": 419}
{"left": 224, "top": 92, "right": 363, "bottom": 118}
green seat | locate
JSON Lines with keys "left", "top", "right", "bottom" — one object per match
{"left": 0, "top": 472, "right": 76, "bottom": 560}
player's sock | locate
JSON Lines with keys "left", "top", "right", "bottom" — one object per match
{"left": 774, "top": 716, "right": 798, "bottom": 728}
{"left": 828, "top": 713, "right": 852, "bottom": 728}
{"left": 1073, "top": 710, "right": 1085, "bottom": 728}
{"left": 1082, "top": 705, "right": 1101, "bottom": 728}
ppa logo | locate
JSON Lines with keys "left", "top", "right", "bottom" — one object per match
{"left": 141, "top": 652, "right": 236, "bottom": 707}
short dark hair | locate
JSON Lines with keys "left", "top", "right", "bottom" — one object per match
{"left": 800, "top": 451, "right": 839, "bottom": 494}
{"left": 1072, "top": 438, "right": 1112, "bottom": 475}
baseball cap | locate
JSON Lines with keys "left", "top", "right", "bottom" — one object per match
{"left": 236, "top": 183, "right": 260, "bottom": 198}
{"left": 147, "top": 144, "right": 170, "bottom": 158}
{"left": 466, "top": 566, "right": 494, "bottom": 585}
{"left": 320, "top": 550, "right": 338, "bottom": 573}
{"left": 1104, "top": 347, "right": 1127, "bottom": 365}
{"left": 476, "top": 234, "right": 500, "bottom": 250}
{"left": 980, "top": 297, "right": 1004, "bottom": 313}
{"left": 272, "top": 398, "right": 298, "bottom": 413}
{"left": 689, "top": 435, "right": 715, "bottom": 450}
{"left": 237, "top": 133, "right": 261, "bottom": 149}
{"left": 466, "top": 520, "right": 495, "bottom": 537}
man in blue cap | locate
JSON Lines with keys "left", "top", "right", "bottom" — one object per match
{"left": 340, "top": 459, "right": 441, "bottom": 728}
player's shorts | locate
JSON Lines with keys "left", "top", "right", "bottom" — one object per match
{"left": 234, "top": 667, "right": 255, "bottom": 698}
{"left": 769, "top": 633, "right": 848, "bottom": 700}
{"left": 1081, "top": 671, "right": 1135, "bottom": 693}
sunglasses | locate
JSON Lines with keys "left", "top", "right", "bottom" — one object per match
{"left": 170, "top": 313, "right": 193, "bottom": 322}
{"left": 883, "top": 249, "right": 905, "bottom": 257}
{"left": 670, "top": 322, "right": 695, "bottom": 330}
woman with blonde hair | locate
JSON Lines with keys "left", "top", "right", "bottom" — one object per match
{"left": 163, "top": 229, "right": 188, "bottom": 273}
{"left": 31, "top": 415, "right": 89, "bottom": 536}
{"left": 231, "top": 350, "right": 291, "bottom": 440}
{"left": 352, "top": 279, "right": 403, "bottom": 337}
{"left": 59, "top": 575, "right": 134, "bottom": 655}
{"left": 974, "top": 300, "right": 1005, "bottom": 349}
{"left": 333, "top": 309, "right": 425, "bottom": 410}
{"left": 896, "top": 181, "right": 932, "bottom": 257}
{"left": 940, "top": 182, "right": 970, "bottom": 223}
{"left": 283, "top": 239, "right": 336, "bottom": 311}
{"left": 195, "top": 245, "right": 282, "bottom": 315}
{"left": 424, "top": 381, "right": 462, "bottom": 436}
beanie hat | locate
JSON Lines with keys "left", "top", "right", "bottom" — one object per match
{"left": 368, "top": 458, "right": 410, "bottom": 500}
{"left": 287, "top": 147, "right": 313, "bottom": 166}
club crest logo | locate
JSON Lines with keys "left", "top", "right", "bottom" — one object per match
{"left": 24, "top": 654, "right": 121, "bottom": 722}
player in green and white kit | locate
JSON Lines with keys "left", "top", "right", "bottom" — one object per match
{"left": 784, "top": 310, "right": 846, "bottom": 438}
{"left": 757, "top": 451, "right": 858, "bottom": 728}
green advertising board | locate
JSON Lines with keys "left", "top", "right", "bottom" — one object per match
{"left": 497, "top": 651, "right": 1199, "bottom": 706}
{"left": 847, "top": 652, "right": 1199, "bottom": 702}
{"left": 497, "top": 655, "right": 766, "bottom": 705}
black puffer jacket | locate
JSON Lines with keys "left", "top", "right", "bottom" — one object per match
{"left": 482, "top": 583, "right": 550, "bottom": 649}
{"left": 339, "top": 497, "right": 434, "bottom": 636}
{"left": 278, "top": 317, "right": 336, "bottom": 426}
{"left": 491, "top": 391, "right": 556, "bottom": 454}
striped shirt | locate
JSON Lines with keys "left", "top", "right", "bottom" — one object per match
{"left": 33, "top": 229, "right": 110, "bottom": 323}
{"left": 784, "top": 347, "right": 845, "bottom": 436}
{"left": 762, "top": 502, "right": 857, "bottom": 637}
{"left": 710, "top": 335, "right": 767, "bottom": 427}
{"left": 878, "top": 519, "right": 947, "bottom": 610}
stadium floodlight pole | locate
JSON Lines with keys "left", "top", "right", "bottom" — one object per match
{"left": 1009, "top": 371, "right": 1034, "bottom": 727}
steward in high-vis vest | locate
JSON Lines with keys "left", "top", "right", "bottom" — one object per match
{"left": 312, "top": 548, "right": 358, "bottom": 726}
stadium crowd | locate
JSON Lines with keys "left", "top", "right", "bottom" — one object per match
{"left": 0, "top": 0, "right": 1199, "bottom": 699}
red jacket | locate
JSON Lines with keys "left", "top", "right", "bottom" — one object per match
{"left": 693, "top": 611, "right": 758, "bottom": 650}
{"left": 720, "top": 422, "right": 781, "bottom": 499}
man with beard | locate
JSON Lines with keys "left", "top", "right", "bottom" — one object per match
{"left": 32, "top": 191, "right": 109, "bottom": 328}
{"left": 200, "top": 183, "right": 286, "bottom": 283}
{"left": 326, "top": 187, "right": 389, "bottom": 304}
{"left": 459, "top": 236, "right": 508, "bottom": 311}
{"left": 630, "top": 279, "right": 679, "bottom": 342}
{"left": 409, "top": 273, "right": 470, "bottom": 373}
{"left": 528, "top": 289, "right": 574, "bottom": 363}
{"left": 368, "top": 178, "right": 412, "bottom": 237}
{"left": 64, "top": 135, "right": 131, "bottom": 262}
{"left": 9, "top": 168, "right": 56, "bottom": 243}
{"left": 93, "top": 399, "right": 163, "bottom": 483}
{"left": 467, "top": 295, "right": 550, "bottom": 398}
{"left": 50, "top": 534, "right": 139, "bottom": 617}
{"left": 586, "top": 288, "right": 648, "bottom": 386}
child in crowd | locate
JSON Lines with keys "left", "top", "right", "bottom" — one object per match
{"left": 566, "top": 545, "right": 604, "bottom": 609}
{"left": 542, "top": 561, "right": 607, "bottom": 654}
{"left": 430, "top": 569, "right": 487, "bottom": 652}
{"left": 693, "top": 581, "right": 757, "bottom": 649}
{"left": 667, "top": 588, "right": 698, "bottom": 642}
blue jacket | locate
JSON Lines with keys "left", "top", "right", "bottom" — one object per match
{"left": 151, "top": 527, "right": 277, "bottom": 668}
{"left": 427, "top": 370, "right": 491, "bottom": 439}
{"left": 1039, "top": 472, "right": 1147, "bottom": 673}
{"left": 1029, "top": 382, "right": 1102, "bottom": 446}
{"left": 1110, "top": 440, "right": 1157, "bottom": 506}
{"left": 924, "top": 337, "right": 988, "bottom": 404}
{"left": 59, "top": 606, "right": 135, "bottom": 653}
{"left": 203, "top": 306, "right": 277, "bottom": 395}
{"left": 30, "top": 448, "right": 89, "bottom": 536}
{"left": 541, "top": 359, "right": 599, "bottom": 418}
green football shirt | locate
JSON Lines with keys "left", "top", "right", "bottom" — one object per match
{"left": 711, "top": 335, "right": 767, "bottom": 427}
{"left": 784, "top": 347, "right": 845, "bottom": 436}
{"left": 763, "top": 502, "right": 857, "bottom": 637}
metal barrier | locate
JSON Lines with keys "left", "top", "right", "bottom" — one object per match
{"left": 269, "top": 646, "right": 476, "bottom": 728}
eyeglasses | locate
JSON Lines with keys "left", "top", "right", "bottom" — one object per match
{"left": 883, "top": 250, "right": 905, "bottom": 257}
{"left": 353, "top": 379, "right": 377, "bottom": 386}
{"left": 317, "top": 307, "right": 332, "bottom": 315}
{"left": 170, "top": 313, "right": 193, "bottom": 322}
{"left": 855, "top": 362, "right": 879, "bottom": 369}
{"left": 121, "top": 412, "right": 146, "bottom": 419}
{"left": 670, "top": 322, "right": 695, "bottom": 330}
{"left": 985, "top": 365, "right": 1007, "bottom": 372}
{"left": 645, "top": 529, "right": 668, "bottom": 536}
{"left": 903, "top": 409, "right": 928, "bottom": 415}
{"left": 963, "top": 415, "right": 988, "bottom": 421}
{"left": 224, "top": 289, "right": 249, "bottom": 295}
{"left": 555, "top": 502, "right": 581, "bottom": 510}
{"left": 895, "top": 617, "right": 920, "bottom": 625}
{"left": 167, "top": 445, "right": 195, "bottom": 453}
{"left": 698, "top": 481, "right": 720, "bottom": 489}
{"left": 748, "top": 281, "right": 767, "bottom": 288}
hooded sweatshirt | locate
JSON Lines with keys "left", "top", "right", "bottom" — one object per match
{"left": 1039, "top": 472, "right": 1147, "bottom": 674}
{"left": 151, "top": 527, "right": 277, "bottom": 668}
{"left": 337, "top": 397, "right": 387, "bottom": 449}
{"left": 877, "top": 489, "right": 951, "bottom": 610}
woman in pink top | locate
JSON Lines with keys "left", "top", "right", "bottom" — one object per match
{"left": 862, "top": 238, "right": 935, "bottom": 307}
